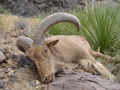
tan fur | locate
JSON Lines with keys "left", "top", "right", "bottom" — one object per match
{"left": 28, "top": 35, "right": 115, "bottom": 83}
{"left": 79, "top": 59, "right": 115, "bottom": 81}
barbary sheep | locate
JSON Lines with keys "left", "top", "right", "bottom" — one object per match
{"left": 16, "top": 13, "right": 115, "bottom": 84}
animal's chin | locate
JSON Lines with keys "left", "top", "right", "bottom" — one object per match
{"left": 41, "top": 73, "right": 54, "bottom": 84}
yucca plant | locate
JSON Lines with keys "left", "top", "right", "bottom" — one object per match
{"left": 75, "top": 6, "right": 120, "bottom": 53}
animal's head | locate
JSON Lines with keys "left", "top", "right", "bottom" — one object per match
{"left": 16, "top": 13, "right": 80, "bottom": 83}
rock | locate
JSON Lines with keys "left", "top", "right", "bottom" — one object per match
{"left": 28, "top": 80, "right": 40, "bottom": 87}
{"left": 0, "top": 73, "right": 5, "bottom": 79}
{"left": 0, "top": 80, "right": 4, "bottom": 89}
{"left": 35, "top": 80, "right": 40, "bottom": 86}
{"left": 3, "top": 47, "right": 12, "bottom": 59}
{"left": 28, "top": 81, "right": 37, "bottom": 87}
{"left": 0, "top": 0, "right": 85, "bottom": 16}
{"left": 4, "top": 68, "right": 12, "bottom": 73}
{"left": 3, "top": 78, "right": 9, "bottom": 83}
{"left": 0, "top": 51, "right": 6, "bottom": 63}
{"left": 8, "top": 74, "right": 17, "bottom": 82}
{"left": 1, "top": 63, "right": 6, "bottom": 68}
{"left": 11, "top": 53, "right": 18, "bottom": 59}
{"left": 3, "top": 40, "right": 12, "bottom": 44}
{"left": 17, "top": 54, "right": 34, "bottom": 67}
{"left": 0, "top": 69, "right": 4, "bottom": 79}
{"left": 49, "top": 72, "right": 120, "bottom": 90}
{"left": 7, "top": 60, "right": 13, "bottom": 65}
{"left": 7, "top": 70, "right": 15, "bottom": 76}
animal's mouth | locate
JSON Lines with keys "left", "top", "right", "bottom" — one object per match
{"left": 41, "top": 73, "right": 54, "bottom": 84}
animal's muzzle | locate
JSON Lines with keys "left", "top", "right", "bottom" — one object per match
{"left": 41, "top": 73, "right": 54, "bottom": 84}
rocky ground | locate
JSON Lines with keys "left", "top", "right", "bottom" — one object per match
{"left": 0, "top": 30, "right": 120, "bottom": 90}
{"left": 0, "top": 0, "right": 120, "bottom": 16}
{"left": 0, "top": 0, "right": 120, "bottom": 90}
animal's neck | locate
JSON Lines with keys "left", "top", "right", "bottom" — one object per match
{"left": 49, "top": 48, "right": 63, "bottom": 62}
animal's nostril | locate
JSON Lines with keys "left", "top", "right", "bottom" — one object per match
{"left": 45, "top": 77, "right": 48, "bottom": 82}
{"left": 41, "top": 77, "right": 49, "bottom": 84}
{"left": 41, "top": 74, "right": 54, "bottom": 84}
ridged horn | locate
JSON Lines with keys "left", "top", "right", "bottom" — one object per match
{"left": 33, "top": 12, "right": 80, "bottom": 45}
{"left": 16, "top": 36, "right": 33, "bottom": 54}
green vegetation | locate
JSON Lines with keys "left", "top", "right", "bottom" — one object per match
{"left": 0, "top": 8, "right": 8, "bottom": 14}
{"left": 48, "top": 6, "right": 120, "bottom": 55}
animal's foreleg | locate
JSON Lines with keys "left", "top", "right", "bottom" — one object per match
{"left": 79, "top": 59, "right": 95, "bottom": 74}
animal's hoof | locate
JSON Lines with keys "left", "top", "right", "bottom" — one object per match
{"left": 87, "top": 68, "right": 95, "bottom": 74}
{"left": 41, "top": 73, "right": 54, "bottom": 84}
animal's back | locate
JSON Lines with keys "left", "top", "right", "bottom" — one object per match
{"left": 45, "top": 35, "right": 91, "bottom": 63}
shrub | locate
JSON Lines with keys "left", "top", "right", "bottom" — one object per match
{"left": 75, "top": 6, "right": 120, "bottom": 54}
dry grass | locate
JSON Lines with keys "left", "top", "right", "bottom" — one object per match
{"left": 26, "top": 17, "right": 41, "bottom": 29}
{"left": 25, "top": 17, "right": 41, "bottom": 37}
{"left": 0, "top": 14, "right": 42, "bottom": 36}
{"left": 0, "top": 14, "right": 19, "bottom": 32}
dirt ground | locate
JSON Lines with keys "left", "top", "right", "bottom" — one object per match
{"left": 0, "top": 31, "right": 120, "bottom": 90}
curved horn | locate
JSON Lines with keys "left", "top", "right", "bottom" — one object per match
{"left": 16, "top": 36, "right": 33, "bottom": 54}
{"left": 33, "top": 13, "right": 80, "bottom": 45}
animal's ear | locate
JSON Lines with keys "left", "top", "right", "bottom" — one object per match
{"left": 47, "top": 39, "right": 59, "bottom": 48}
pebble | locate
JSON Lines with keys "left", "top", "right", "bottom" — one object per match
{"left": 0, "top": 73, "right": 5, "bottom": 79}
{"left": 4, "top": 40, "right": 12, "bottom": 44}
{"left": 11, "top": 53, "right": 18, "bottom": 59}
{"left": 0, "top": 51, "right": 6, "bottom": 63}
{"left": 4, "top": 68, "right": 12, "bottom": 73}
{"left": 7, "top": 60, "right": 13, "bottom": 65}
{"left": 1, "top": 64, "right": 6, "bottom": 68}
{"left": 8, "top": 74, "right": 17, "bottom": 82}
{"left": 0, "top": 80, "right": 4, "bottom": 88}
{"left": 35, "top": 80, "right": 40, "bottom": 85}
{"left": 29, "top": 81, "right": 37, "bottom": 87}
{"left": 7, "top": 70, "right": 15, "bottom": 76}
{"left": 3, "top": 78, "right": 8, "bottom": 83}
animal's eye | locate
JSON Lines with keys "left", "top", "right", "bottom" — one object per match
{"left": 44, "top": 50, "right": 48, "bottom": 53}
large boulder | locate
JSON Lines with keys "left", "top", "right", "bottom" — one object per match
{"left": 48, "top": 72, "right": 120, "bottom": 90}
